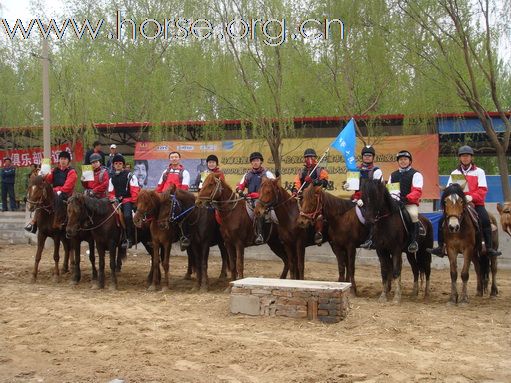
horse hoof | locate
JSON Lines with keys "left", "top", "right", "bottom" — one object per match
{"left": 190, "top": 286, "right": 199, "bottom": 293}
{"left": 30, "top": 277, "right": 36, "bottom": 284}
{"left": 69, "top": 280, "right": 78, "bottom": 286}
{"left": 62, "top": 268, "right": 69, "bottom": 274}
{"left": 378, "top": 294, "right": 387, "bottom": 303}
{"left": 459, "top": 300, "right": 469, "bottom": 306}
{"left": 392, "top": 296, "right": 402, "bottom": 305}
{"left": 200, "top": 285, "right": 209, "bottom": 293}
{"left": 161, "top": 286, "right": 169, "bottom": 293}
{"left": 183, "top": 273, "right": 192, "bottom": 280}
{"left": 109, "top": 285, "right": 118, "bottom": 291}
{"left": 446, "top": 300, "right": 457, "bottom": 306}
{"left": 218, "top": 274, "right": 227, "bottom": 281}
{"left": 53, "top": 276, "right": 60, "bottom": 283}
{"left": 147, "top": 284, "right": 157, "bottom": 292}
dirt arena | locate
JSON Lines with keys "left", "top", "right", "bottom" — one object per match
{"left": 0, "top": 244, "right": 509, "bottom": 383}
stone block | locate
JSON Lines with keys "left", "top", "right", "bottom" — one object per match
{"left": 230, "top": 294, "right": 260, "bottom": 316}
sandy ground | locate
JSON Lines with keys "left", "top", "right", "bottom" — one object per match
{"left": 0, "top": 244, "right": 510, "bottom": 383}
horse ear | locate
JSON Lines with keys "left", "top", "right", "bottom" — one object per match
{"left": 497, "top": 203, "right": 503, "bottom": 214}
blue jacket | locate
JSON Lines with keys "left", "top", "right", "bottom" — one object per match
{"left": 1, "top": 166, "right": 16, "bottom": 184}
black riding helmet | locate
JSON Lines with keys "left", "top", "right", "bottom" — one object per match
{"left": 206, "top": 154, "right": 219, "bottom": 164}
{"left": 112, "top": 154, "right": 125, "bottom": 164}
{"left": 249, "top": 152, "right": 264, "bottom": 162}
{"left": 304, "top": 148, "right": 317, "bottom": 158}
{"left": 361, "top": 146, "right": 375, "bottom": 156}
{"left": 58, "top": 151, "right": 71, "bottom": 160}
{"left": 396, "top": 150, "right": 412, "bottom": 162}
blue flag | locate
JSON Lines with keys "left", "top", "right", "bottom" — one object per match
{"left": 331, "top": 118, "right": 357, "bottom": 171}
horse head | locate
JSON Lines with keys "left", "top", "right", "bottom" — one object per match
{"left": 134, "top": 189, "right": 160, "bottom": 228}
{"left": 196, "top": 173, "right": 224, "bottom": 207}
{"left": 360, "top": 178, "right": 397, "bottom": 224}
{"left": 27, "top": 175, "right": 53, "bottom": 212}
{"left": 442, "top": 184, "right": 468, "bottom": 233}
{"left": 497, "top": 202, "right": 511, "bottom": 237}
{"left": 66, "top": 194, "right": 86, "bottom": 238}
{"left": 297, "top": 184, "right": 323, "bottom": 228}
{"left": 255, "top": 177, "right": 281, "bottom": 218}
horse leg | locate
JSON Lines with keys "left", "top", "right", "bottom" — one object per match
{"left": 347, "top": 246, "right": 357, "bottom": 296}
{"left": 331, "top": 243, "right": 346, "bottom": 282}
{"left": 31, "top": 233, "right": 46, "bottom": 283}
{"left": 235, "top": 243, "right": 244, "bottom": 280}
{"left": 71, "top": 239, "right": 81, "bottom": 285}
{"left": 406, "top": 252, "right": 419, "bottom": 297}
{"left": 471, "top": 248, "right": 482, "bottom": 297}
{"left": 52, "top": 236, "right": 61, "bottom": 283}
{"left": 392, "top": 249, "right": 403, "bottom": 304}
{"left": 184, "top": 249, "right": 193, "bottom": 280}
{"left": 199, "top": 245, "right": 210, "bottom": 292}
{"left": 109, "top": 242, "right": 118, "bottom": 291}
{"left": 96, "top": 244, "right": 106, "bottom": 289}
{"left": 62, "top": 237, "right": 70, "bottom": 274}
{"left": 268, "top": 239, "right": 288, "bottom": 279}
{"left": 459, "top": 248, "right": 472, "bottom": 304}
{"left": 162, "top": 243, "right": 172, "bottom": 291}
{"left": 89, "top": 239, "right": 97, "bottom": 281}
{"left": 218, "top": 240, "right": 229, "bottom": 281}
{"left": 226, "top": 243, "right": 237, "bottom": 281}
{"left": 148, "top": 240, "right": 162, "bottom": 291}
{"left": 376, "top": 249, "right": 389, "bottom": 303}
{"left": 447, "top": 248, "right": 458, "bottom": 305}
{"left": 490, "top": 256, "right": 498, "bottom": 297}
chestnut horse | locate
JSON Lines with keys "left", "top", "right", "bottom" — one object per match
{"left": 497, "top": 202, "right": 511, "bottom": 237}
{"left": 26, "top": 175, "right": 71, "bottom": 283}
{"left": 66, "top": 194, "right": 124, "bottom": 289}
{"left": 361, "top": 179, "right": 433, "bottom": 303}
{"left": 254, "top": 178, "right": 329, "bottom": 280}
{"left": 196, "top": 173, "right": 289, "bottom": 280}
{"left": 296, "top": 184, "right": 367, "bottom": 295}
{"left": 440, "top": 184, "right": 498, "bottom": 302}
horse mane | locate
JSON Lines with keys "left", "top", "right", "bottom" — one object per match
{"left": 441, "top": 183, "right": 466, "bottom": 208}
{"left": 84, "top": 195, "right": 112, "bottom": 215}
{"left": 175, "top": 188, "right": 196, "bottom": 207}
{"left": 363, "top": 179, "right": 400, "bottom": 214}
{"left": 302, "top": 184, "right": 353, "bottom": 216}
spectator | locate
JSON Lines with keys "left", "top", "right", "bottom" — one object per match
{"left": 84, "top": 141, "right": 106, "bottom": 165}
{"left": 106, "top": 144, "right": 118, "bottom": 173}
{"left": 125, "top": 163, "right": 132, "bottom": 171}
{"left": 134, "top": 160, "right": 149, "bottom": 188}
{"left": 1, "top": 157, "right": 16, "bottom": 211}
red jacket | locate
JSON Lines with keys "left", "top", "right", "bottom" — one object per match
{"left": 45, "top": 166, "right": 77, "bottom": 195}
{"left": 448, "top": 164, "right": 487, "bottom": 206}
{"left": 155, "top": 165, "right": 190, "bottom": 193}
{"left": 81, "top": 167, "right": 109, "bottom": 198}
{"left": 108, "top": 172, "right": 140, "bottom": 204}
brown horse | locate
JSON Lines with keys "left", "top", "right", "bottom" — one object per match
{"left": 66, "top": 194, "right": 124, "bottom": 289}
{"left": 441, "top": 184, "right": 499, "bottom": 302}
{"left": 254, "top": 178, "right": 326, "bottom": 280}
{"left": 196, "top": 173, "right": 289, "bottom": 280}
{"left": 360, "top": 179, "right": 433, "bottom": 303}
{"left": 497, "top": 202, "right": 511, "bottom": 237}
{"left": 26, "top": 175, "right": 71, "bottom": 283}
{"left": 296, "top": 185, "right": 367, "bottom": 295}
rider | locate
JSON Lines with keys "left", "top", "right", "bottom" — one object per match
{"left": 236, "top": 152, "right": 275, "bottom": 245}
{"left": 155, "top": 151, "right": 190, "bottom": 193}
{"left": 388, "top": 150, "right": 423, "bottom": 253}
{"left": 292, "top": 148, "right": 329, "bottom": 245}
{"left": 81, "top": 153, "right": 109, "bottom": 198}
{"left": 108, "top": 154, "right": 140, "bottom": 249}
{"left": 24, "top": 150, "right": 78, "bottom": 233}
{"left": 351, "top": 145, "right": 383, "bottom": 250}
{"left": 195, "top": 154, "right": 225, "bottom": 190}
{"left": 428, "top": 145, "right": 501, "bottom": 257}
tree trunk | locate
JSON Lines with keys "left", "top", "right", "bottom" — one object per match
{"left": 495, "top": 146, "right": 511, "bottom": 201}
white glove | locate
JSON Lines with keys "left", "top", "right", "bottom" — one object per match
{"left": 465, "top": 195, "right": 473, "bottom": 203}
{"left": 356, "top": 199, "right": 364, "bottom": 207}
{"left": 56, "top": 191, "right": 62, "bottom": 196}
{"left": 81, "top": 175, "right": 85, "bottom": 181}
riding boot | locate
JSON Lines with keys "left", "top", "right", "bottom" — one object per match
{"left": 24, "top": 221, "right": 37, "bottom": 234}
{"left": 482, "top": 226, "right": 501, "bottom": 257}
{"left": 254, "top": 217, "right": 264, "bottom": 245}
{"left": 360, "top": 224, "right": 375, "bottom": 249}
{"left": 121, "top": 216, "right": 134, "bottom": 249}
{"left": 314, "top": 215, "right": 324, "bottom": 246}
{"left": 407, "top": 222, "right": 419, "bottom": 253}
{"left": 180, "top": 224, "right": 191, "bottom": 251}
{"left": 426, "top": 216, "right": 446, "bottom": 257}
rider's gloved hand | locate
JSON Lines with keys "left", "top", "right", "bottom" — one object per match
{"left": 356, "top": 199, "right": 364, "bottom": 207}
{"left": 304, "top": 176, "right": 313, "bottom": 184}
{"left": 465, "top": 195, "right": 473, "bottom": 203}
{"left": 56, "top": 191, "right": 62, "bottom": 196}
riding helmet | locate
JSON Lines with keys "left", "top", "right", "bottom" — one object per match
{"left": 361, "top": 146, "right": 375, "bottom": 156}
{"left": 458, "top": 145, "right": 474, "bottom": 156}
{"left": 304, "top": 148, "right": 317, "bottom": 158}
{"left": 206, "top": 154, "right": 219, "bottom": 164}
{"left": 396, "top": 150, "right": 412, "bottom": 161}
{"left": 89, "top": 153, "right": 103, "bottom": 163}
{"left": 249, "top": 152, "right": 264, "bottom": 162}
{"left": 112, "top": 154, "right": 125, "bottom": 164}
{"left": 58, "top": 151, "right": 71, "bottom": 160}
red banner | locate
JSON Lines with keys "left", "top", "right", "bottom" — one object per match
{"left": 0, "top": 142, "right": 84, "bottom": 168}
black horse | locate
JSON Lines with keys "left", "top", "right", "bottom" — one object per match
{"left": 361, "top": 179, "right": 433, "bottom": 303}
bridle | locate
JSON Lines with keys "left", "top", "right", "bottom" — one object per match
{"left": 26, "top": 184, "right": 53, "bottom": 213}
{"left": 66, "top": 195, "right": 120, "bottom": 233}
{"left": 299, "top": 191, "right": 323, "bottom": 221}
{"left": 198, "top": 176, "right": 243, "bottom": 212}
{"left": 443, "top": 194, "right": 466, "bottom": 225}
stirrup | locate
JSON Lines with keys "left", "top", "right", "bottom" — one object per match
{"left": 24, "top": 223, "right": 37, "bottom": 234}
{"left": 254, "top": 234, "right": 264, "bottom": 245}
{"left": 426, "top": 246, "right": 445, "bottom": 257}
{"left": 180, "top": 236, "right": 190, "bottom": 251}
{"left": 360, "top": 239, "right": 374, "bottom": 249}
{"left": 486, "top": 248, "right": 501, "bottom": 257}
{"left": 121, "top": 238, "right": 132, "bottom": 249}
{"left": 314, "top": 232, "right": 323, "bottom": 246}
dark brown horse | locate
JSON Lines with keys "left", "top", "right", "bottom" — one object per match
{"left": 66, "top": 194, "right": 124, "bottom": 289}
{"left": 196, "top": 173, "right": 289, "bottom": 280}
{"left": 361, "top": 179, "right": 433, "bottom": 303}
{"left": 296, "top": 185, "right": 367, "bottom": 295}
{"left": 26, "top": 175, "right": 71, "bottom": 283}
{"left": 440, "top": 184, "right": 499, "bottom": 303}
{"left": 254, "top": 177, "right": 327, "bottom": 280}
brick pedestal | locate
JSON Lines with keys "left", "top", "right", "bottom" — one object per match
{"left": 230, "top": 278, "right": 351, "bottom": 324}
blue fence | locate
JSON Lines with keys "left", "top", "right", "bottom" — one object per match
{"left": 439, "top": 175, "right": 511, "bottom": 202}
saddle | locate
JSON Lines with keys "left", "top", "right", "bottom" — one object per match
{"left": 112, "top": 203, "right": 124, "bottom": 229}
{"left": 245, "top": 199, "right": 279, "bottom": 224}
{"left": 466, "top": 204, "right": 481, "bottom": 231}
{"left": 399, "top": 207, "right": 426, "bottom": 236}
